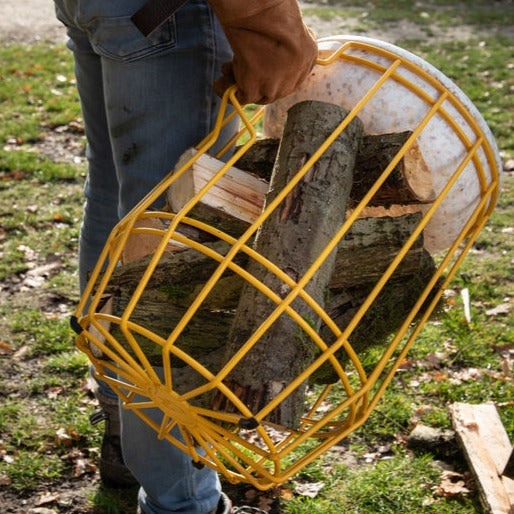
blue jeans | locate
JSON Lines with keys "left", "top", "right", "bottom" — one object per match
{"left": 54, "top": 1, "right": 236, "bottom": 512}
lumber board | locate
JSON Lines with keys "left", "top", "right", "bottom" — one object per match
{"left": 449, "top": 402, "right": 514, "bottom": 513}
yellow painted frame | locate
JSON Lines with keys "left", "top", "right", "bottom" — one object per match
{"left": 73, "top": 40, "right": 500, "bottom": 490}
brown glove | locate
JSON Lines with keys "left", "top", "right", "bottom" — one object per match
{"left": 209, "top": 0, "right": 318, "bottom": 105}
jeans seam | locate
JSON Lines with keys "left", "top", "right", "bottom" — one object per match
{"left": 204, "top": 3, "right": 218, "bottom": 136}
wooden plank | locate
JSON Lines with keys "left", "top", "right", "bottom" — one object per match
{"left": 168, "top": 149, "right": 269, "bottom": 224}
{"left": 449, "top": 402, "right": 514, "bottom": 513}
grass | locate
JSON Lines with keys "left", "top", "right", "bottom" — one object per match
{"left": 302, "top": 0, "right": 514, "bottom": 32}
{"left": 0, "top": 4, "right": 513, "bottom": 512}
{"left": 283, "top": 453, "right": 477, "bottom": 513}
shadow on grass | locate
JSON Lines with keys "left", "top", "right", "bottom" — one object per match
{"left": 92, "top": 484, "right": 139, "bottom": 514}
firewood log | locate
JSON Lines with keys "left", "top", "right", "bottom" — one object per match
{"left": 98, "top": 212, "right": 436, "bottom": 391}
{"left": 212, "top": 100, "right": 364, "bottom": 427}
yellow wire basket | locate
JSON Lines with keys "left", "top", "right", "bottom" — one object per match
{"left": 72, "top": 36, "right": 501, "bottom": 490}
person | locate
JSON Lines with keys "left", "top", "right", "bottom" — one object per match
{"left": 53, "top": 1, "right": 317, "bottom": 512}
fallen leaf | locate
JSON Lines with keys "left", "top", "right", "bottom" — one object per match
{"left": 448, "top": 367, "right": 482, "bottom": 384}
{"left": 244, "top": 489, "right": 257, "bottom": 501}
{"left": 47, "top": 386, "right": 65, "bottom": 399}
{"left": 293, "top": 481, "right": 325, "bottom": 498}
{"left": 485, "top": 303, "right": 510, "bottom": 316}
{"left": 434, "top": 470, "right": 471, "bottom": 497}
{"left": 74, "top": 458, "right": 88, "bottom": 477}
{"left": 257, "top": 496, "right": 273, "bottom": 512}
{"left": 35, "top": 492, "right": 60, "bottom": 506}
{"left": 13, "top": 344, "right": 31, "bottom": 360}
{"left": 2, "top": 454, "right": 15, "bottom": 464}
{"left": 55, "top": 428, "right": 73, "bottom": 447}
{"left": 398, "top": 359, "right": 417, "bottom": 371}
{"left": 432, "top": 371, "right": 448, "bottom": 383}
{"left": 0, "top": 170, "right": 28, "bottom": 181}
{"left": 0, "top": 341, "right": 14, "bottom": 355}
{"left": 279, "top": 487, "right": 294, "bottom": 500}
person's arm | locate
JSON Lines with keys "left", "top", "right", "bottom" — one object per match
{"left": 208, "top": 0, "right": 317, "bottom": 105}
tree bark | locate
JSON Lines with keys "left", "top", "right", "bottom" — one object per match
{"left": 234, "top": 131, "right": 435, "bottom": 207}
{"left": 213, "top": 100, "right": 364, "bottom": 427}
{"left": 100, "top": 236, "right": 437, "bottom": 392}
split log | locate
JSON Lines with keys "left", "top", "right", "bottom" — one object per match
{"left": 167, "top": 132, "right": 435, "bottom": 240}
{"left": 350, "top": 131, "right": 435, "bottom": 207}
{"left": 313, "top": 247, "right": 438, "bottom": 384}
{"left": 98, "top": 225, "right": 436, "bottom": 392}
{"left": 213, "top": 100, "right": 364, "bottom": 427}
{"left": 99, "top": 212, "right": 426, "bottom": 349}
{"left": 168, "top": 149, "right": 269, "bottom": 238}
{"left": 233, "top": 131, "right": 435, "bottom": 206}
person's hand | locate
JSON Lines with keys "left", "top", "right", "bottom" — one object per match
{"left": 209, "top": 0, "right": 317, "bottom": 105}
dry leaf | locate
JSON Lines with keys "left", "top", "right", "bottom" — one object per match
{"left": 47, "top": 386, "right": 64, "bottom": 399}
{"left": 0, "top": 341, "right": 13, "bottom": 355}
{"left": 294, "top": 481, "right": 325, "bottom": 498}
{"left": 257, "top": 496, "right": 273, "bottom": 512}
{"left": 278, "top": 487, "right": 294, "bottom": 500}
{"left": 434, "top": 470, "right": 471, "bottom": 497}
{"left": 74, "top": 458, "right": 88, "bottom": 477}
{"left": 13, "top": 344, "right": 31, "bottom": 360}
{"left": 431, "top": 371, "right": 448, "bottom": 383}
{"left": 55, "top": 428, "right": 73, "bottom": 447}
{"left": 485, "top": 303, "right": 510, "bottom": 317}
{"left": 244, "top": 489, "right": 257, "bottom": 501}
{"left": 2, "top": 453, "right": 15, "bottom": 464}
{"left": 448, "top": 367, "right": 482, "bottom": 385}
{"left": 35, "top": 492, "right": 60, "bottom": 506}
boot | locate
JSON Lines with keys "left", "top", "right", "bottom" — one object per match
{"left": 90, "top": 388, "right": 139, "bottom": 488}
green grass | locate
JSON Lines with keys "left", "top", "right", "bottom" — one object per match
{"left": 0, "top": 394, "right": 100, "bottom": 492}
{"left": 282, "top": 452, "right": 478, "bottom": 513}
{"left": 303, "top": 0, "right": 514, "bottom": 30}
{"left": 9, "top": 308, "right": 74, "bottom": 355}
{"left": 0, "top": 44, "right": 81, "bottom": 144}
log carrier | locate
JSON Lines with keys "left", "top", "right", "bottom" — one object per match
{"left": 96, "top": 100, "right": 438, "bottom": 428}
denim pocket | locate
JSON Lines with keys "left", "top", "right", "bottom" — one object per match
{"left": 89, "top": 15, "right": 177, "bottom": 63}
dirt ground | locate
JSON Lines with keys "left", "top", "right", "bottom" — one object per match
{"left": 0, "top": 1, "right": 66, "bottom": 45}
{"left": 4, "top": 0, "right": 511, "bottom": 47}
